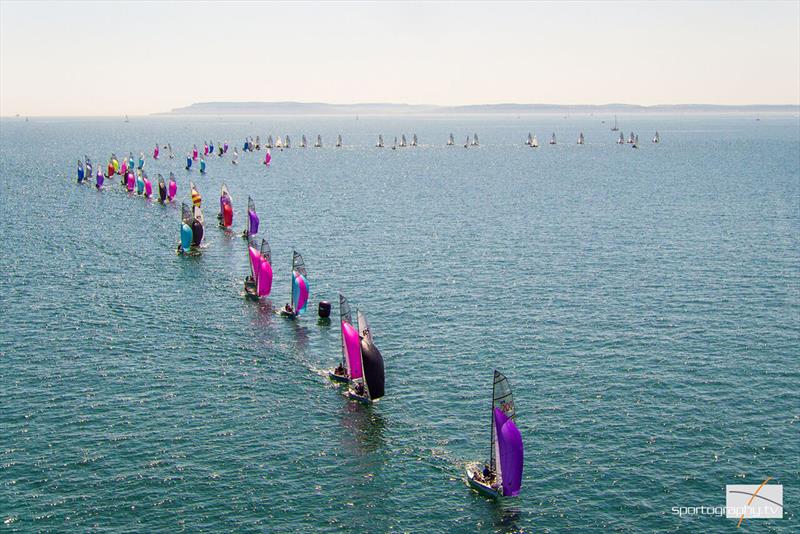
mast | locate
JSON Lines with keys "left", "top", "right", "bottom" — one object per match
{"left": 339, "top": 294, "right": 352, "bottom": 370}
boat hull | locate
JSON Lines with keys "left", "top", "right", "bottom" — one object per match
{"left": 466, "top": 467, "right": 501, "bottom": 499}
{"left": 328, "top": 370, "right": 350, "bottom": 384}
{"left": 346, "top": 390, "right": 372, "bottom": 404}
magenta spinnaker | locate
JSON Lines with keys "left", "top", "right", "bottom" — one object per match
{"left": 144, "top": 178, "right": 152, "bottom": 197}
{"left": 168, "top": 179, "right": 177, "bottom": 200}
{"left": 257, "top": 259, "right": 273, "bottom": 296}
{"left": 342, "top": 321, "right": 363, "bottom": 379}
{"left": 249, "top": 247, "right": 261, "bottom": 282}
{"left": 494, "top": 408, "right": 523, "bottom": 497}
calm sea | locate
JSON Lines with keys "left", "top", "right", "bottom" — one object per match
{"left": 1, "top": 114, "right": 798, "bottom": 532}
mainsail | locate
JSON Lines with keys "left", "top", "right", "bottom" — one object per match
{"left": 448, "top": 133, "right": 454, "bottom": 146}
{"left": 490, "top": 371, "right": 516, "bottom": 482}
{"left": 377, "top": 134, "right": 384, "bottom": 148}
{"left": 472, "top": 133, "right": 479, "bottom": 146}
{"left": 336, "top": 134, "right": 342, "bottom": 147}
{"left": 411, "top": 133, "right": 418, "bottom": 146}
{"left": 400, "top": 134, "right": 407, "bottom": 147}
{"left": 301, "top": 134, "right": 307, "bottom": 148}
{"left": 315, "top": 134, "right": 322, "bottom": 147}
{"left": 285, "top": 135, "right": 291, "bottom": 148}
{"left": 527, "top": 132, "right": 533, "bottom": 146}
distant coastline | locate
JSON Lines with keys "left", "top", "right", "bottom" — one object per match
{"left": 157, "top": 101, "right": 800, "bottom": 116}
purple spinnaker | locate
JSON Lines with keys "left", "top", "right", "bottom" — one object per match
{"left": 248, "top": 210, "right": 259, "bottom": 236}
{"left": 494, "top": 408, "right": 523, "bottom": 497}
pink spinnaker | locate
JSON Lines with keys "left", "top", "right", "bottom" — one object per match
{"left": 257, "top": 260, "right": 273, "bottom": 296}
{"left": 341, "top": 321, "right": 363, "bottom": 379}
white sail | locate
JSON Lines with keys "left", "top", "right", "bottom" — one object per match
{"left": 400, "top": 134, "right": 407, "bottom": 147}
{"left": 336, "top": 134, "right": 342, "bottom": 147}
{"left": 652, "top": 131, "right": 660, "bottom": 143}
{"left": 550, "top": 133, "right": 556, "bottom": 145}
{"left": 411, "top": 134, "right": 418, "bottom": 146}
{"left": 618, "top": 132, "right": 625, "bottom": 144}
{"left": 301, "top": 134, "right": 307, "bottom": 148}
{"left": 577, "top": 132, "right": 584, "bottom": 145}
{"left": 472, "top": 133, "right": 479, "bottom": 146}
{"left": 448, "top": 133, "right": 454, "bottom": 146}
{"left": 464, "top": 135, "right": 470, "bottom": 148}
{"left": 377, "top": 134, "right": 384, "bottom": 147}
{"left": 275, "top": 135, "right": 283, "bottom": 148}
{"left": 526, "top": 132, "right": 532, "bottom": 146}
{"left": 285, "top": 135, "right": 291, "bottom": 148}
{"left": 531, "top": 135, "right": 539, "bottom": 148}
{"left": 315, "top": 134, "right": 322, "bottom": 147}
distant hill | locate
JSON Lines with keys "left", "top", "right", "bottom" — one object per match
{"left": 159, "top": 101, "right": 799, "bottom": 115}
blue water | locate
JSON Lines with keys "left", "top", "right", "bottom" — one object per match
{"left": 1, "top": 114, "right": 798, "bottom": 532}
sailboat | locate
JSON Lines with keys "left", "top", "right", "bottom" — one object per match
{"left": 77, "top": 159, "right": 85, "bottom": 184}
{"left": 577, "top": 132, "right": 585, "bottom": 145}
{"left": 617, "top": 132, "right": 625, "bottom": 144}
{"left": 245, "top": 238, "right": 272, "bottom": 299}
{"left": 167, "top": 173, "right": 177, "bottom": 202}
{"left": 531, "top": 135, "right": 539, "bottom": 148}
{"left": 447, "top": 133, "right": 455, "bottom": 146}
{"left": 243, "top": 196, "right": 259, "bottom": 238}
{"left": 232, "top": 148, "right": 239, "bottom": 165}
{"left": 264, "top": 148, "right": 272, "bottom": 166}
{"left": 610, "top": 115, "right": 619, "bottom": 131}
{"left": 652, "top": 131, "right": 660, "bottom": 143}
{"left": 627, "top": 132, "right": 635, "bottom": 144}
{"left": 392, "top": 136, "right": 397, "bottom": 150}
{"left": 190, "top": 181, "right": 202, "bottom": 207}
{"left": 179, "top": 202, "right": 204, "bottom": 254}
{"left": 329, "top": 293, "right": 360, "bottom": 383}
{"left": 199, "top": 157, "right": 206, "bottom": 173}
{"left": 376, "top": 134, "right": 384, "bottom": 148}
{"left": 464, "top": 135, "right": 470, "bottom": 148}
{"left": 158, "top": 174, "right": 167, "bottom": 203}
{"left": 411, "top": 134, "right": 418, "bottom": 147}
{"left": 632, "top": 134, "right": 639, "bottom": 149}
{"left": 168, "top": 143, "right": 174, "bottom": 159}
{"left": 471, "top": 133, "right": 479, "bottom": 146}
{"left": 124, "top": 114, "right": 129, "bottom": 123}
{"left": 285, "top": 135, "right": 291, "bottom": 148}
{"left": 275, "top": 135, "right": 283, "bottom": 149}
{"left": 315, "top": 135, "right": 322, "bottom": 148}
{"left": 466, "top": 370, "right": 524, "bottom": 499}
{"left": 266, "top": 135, "right": 273, "bottom": 149}
{"left": 526, "top": 132, "right": 533, "bottom": 146}
{"left": 336, "top": 134, "right": 342, "bottom": 147}
{"left": 218, "top": 183, "right": 233, "bottom": 228}
{"left": 279, "top": 251, "right": 309, "bottom": 319}
{"left": 549, "top": 133, "right": 557, "bottom": 145}
{"left": 300, "top": 135, "right": 307, "bottom": 148}
{"left": 346, "top": 309, "right": 385, "bottom": 403}
{"left": 399, "top": 134, "right": 407, "bottom": 148}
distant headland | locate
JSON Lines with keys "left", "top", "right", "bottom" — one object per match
{"left": 157, "top": 101, "right": 800, "bottom": 116}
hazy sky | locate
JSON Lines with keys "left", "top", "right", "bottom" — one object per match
{"left": 1, "top": 1, "right": 798, "bottom": 116}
